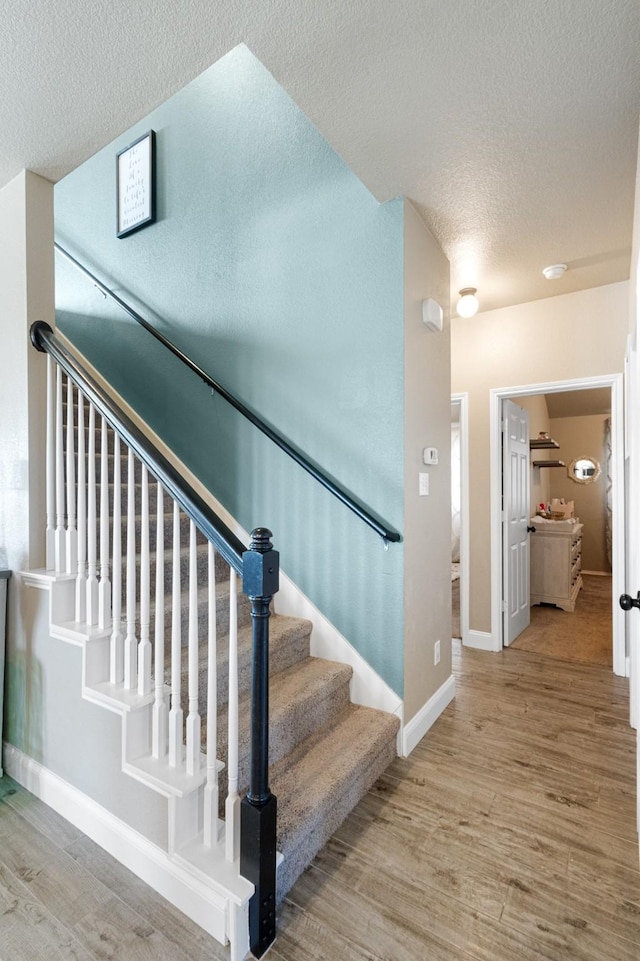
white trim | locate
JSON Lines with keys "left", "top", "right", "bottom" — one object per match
{"left": 278, "top": 571, "right": 402, "bottom": 717}
{"left": 54, "top": 330, "right": 401, "bottom": 714}
{"left": 2, "top": 743, "right": 252, "bottom": 950}
{"left": 451, "top": 393, "right": 470, "bottom": 644}
{"left": 490, "top": 374, "right": 626, "bottom": 676}
{"left": 401, "top": 675, "right": 455, "bottom": 757}
{"left": 610, "top": 374, "right": 627, "bottom": 677}
{"left": 464, "top": 629, "right": 498, "bottom": 652}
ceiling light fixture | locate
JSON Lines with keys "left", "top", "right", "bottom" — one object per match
{"left": 542, "top": 263, "right": 567, "bottom": 280}
{"left": 456, "top": 287, "right": 479, "bottom": 318}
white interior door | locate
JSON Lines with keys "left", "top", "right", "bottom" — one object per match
{"left": 503, "top": 399, "right": 531, "bottom": 646}
{"left": 622, "top": 340, "right": 640, "bottom": 842}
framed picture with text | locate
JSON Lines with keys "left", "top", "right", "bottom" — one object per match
{"left": 116, "top": 130, "right": 156, "bottom": 238}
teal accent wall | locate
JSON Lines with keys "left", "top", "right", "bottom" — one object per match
{"left": 55, "top": 45, "right": 405, "bottom": 694}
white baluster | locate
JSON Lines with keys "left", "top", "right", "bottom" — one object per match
{"left": 225, "top": 568, "right": 240, "bottom": 862}
{"left": 98, "top": 416, "right": 111, "bottom": 629}
{"left": 85, "top": 403, "right": 98, "bottom": 623}
{"left": 152, "top": 483, "right": 167, "bottom": 759}
{"left": 65, "top": 377, "right": 77, "bottom": 576}
{"left": 110, "top": 433, "right": 123, "bottom": 684}
{"left": 124, "top": 449, "right": 137, "bottom": 689}
{"left": 138, "top": 465, "right": 152, "bottom": 696}
{"left": 45, "top": 356, "right": 55, "bottom": 570}
{"left": 75, "top": 391, "right": 86, "bottom": 623}
{"left": 54, "top": 364, "right": 66, "bottom": 573}
{"left": 186, "top": 520, "right": 201, "bottom": 776}
{"left": 169, "top": 502, "right": 183, "bottom": 768}
{"left": 204, "top": 542, "right": 219, "bottom": 848}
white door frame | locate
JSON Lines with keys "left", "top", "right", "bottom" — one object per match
{"left": 489, "top": 373, "right": 626, "bottom": 676}
{"left": 451, "top": 393, "right": 470, "bottom": 644}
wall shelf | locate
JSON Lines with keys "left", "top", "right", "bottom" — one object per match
{"left": 533, "top": 459, "right": 565, "bottom": 468}
{"left": 530, "top": 438, "right": 560, "bottom": 449}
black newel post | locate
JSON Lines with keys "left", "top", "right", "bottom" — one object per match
{"left": 240, "top": 528, "right": 279, "bottom": 958}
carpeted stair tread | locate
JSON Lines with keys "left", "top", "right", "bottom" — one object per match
{"left": 177, "top": 612, "right": 313, "bottom": 706}
{"left": 270, "top": 702, "right": 399, "bottom": 899}
{"left": 120, "top": 547, "right": 243, "bottom": 617}
{"left": 212, "top": 656, "right": 353, "bottom": 779}
{"left": 142, "top": 579, "right": 251, "bottom": 642}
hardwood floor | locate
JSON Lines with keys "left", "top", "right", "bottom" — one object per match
{"left": 1, "top": 642, "right": 638, "bottom": 960}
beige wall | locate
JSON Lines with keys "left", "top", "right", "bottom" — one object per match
{"left": 631, "top": 123, "right": 640, "bottom": 347}
{"left": 403, "top": 200, "right": 451, "bottom": 721}
{"left": 451, "top": 282, "right": 628, "bottom": 635}
{"left": 548, "top": 414, "right": 611, "bottom": 573}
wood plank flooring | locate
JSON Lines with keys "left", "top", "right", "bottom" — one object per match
{"left": 1, "top": 641, "right": 638, "bottom": 960}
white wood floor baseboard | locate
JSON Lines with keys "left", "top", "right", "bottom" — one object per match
{"left": 401, "top": 675, "right": 455, "bottom": 757}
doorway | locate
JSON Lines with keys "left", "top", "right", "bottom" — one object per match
{"left": 490, "top": 374, "right": 626, "bottom": 676}
{"left": 451, "top": 393, "right": 469, "bottom": 644}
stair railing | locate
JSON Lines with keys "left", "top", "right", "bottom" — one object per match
{"left": 55, "top": 242, "right": 401, "bottom": 546}
{"left": 31, "top": 320, "right": 277, "bottom": 959}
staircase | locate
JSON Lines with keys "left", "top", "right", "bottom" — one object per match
{"left": 23, "top": 326, "right": 400, "bottom": 959}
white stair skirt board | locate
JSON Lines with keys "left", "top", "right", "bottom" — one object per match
{"left": 56, "top": 332, "right": 404, "bottom": 724}
{"left": 401, "top": 675, "right": 455, "bottom": 757}
{"left": 280, "top": 571, "right": 402, "bottom": 719}
{"left": 464, "top": 629, "right": 498, "bottom": 652}
{"left": 3, "top": 744, "right": 252, "bottom": 956}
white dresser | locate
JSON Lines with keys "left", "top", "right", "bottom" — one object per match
{"left": 530, "top": 521, "right": 583, "bottom": 612}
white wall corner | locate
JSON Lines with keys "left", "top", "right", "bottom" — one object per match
{"left": 400, "top": 674, "right": 455, "bottom": 757}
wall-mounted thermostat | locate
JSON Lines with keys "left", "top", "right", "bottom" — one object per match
{"left": 423, "top": 447, "right": 438, "bottom": 465}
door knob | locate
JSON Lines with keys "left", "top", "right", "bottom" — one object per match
{"left": 619, "top": 592, "right": 640, "bottom": 611}
{"left": 526, "top": 525, "right": 536, "bottom": 533}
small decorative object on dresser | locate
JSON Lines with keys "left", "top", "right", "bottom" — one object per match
{"left": 530, "top": 520, "right": 583, "bottom": 612}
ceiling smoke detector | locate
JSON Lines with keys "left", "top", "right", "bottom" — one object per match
{"left": 542, "top": 263, "right": 567, "bottom": 280}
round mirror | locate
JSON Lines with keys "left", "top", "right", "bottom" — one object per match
{"left": 567, "top": 456, "right": 601, "bottom": 484}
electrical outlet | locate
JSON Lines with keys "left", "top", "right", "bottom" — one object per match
{"left": 419, "top": 472, "right": 429, "bottom": 496}
{"left": 434, "top": 639, "right": 441, "bottom": 665}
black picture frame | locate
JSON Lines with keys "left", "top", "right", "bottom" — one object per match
{"left": 116, "top": 130, "right": 156, "bottom": 238}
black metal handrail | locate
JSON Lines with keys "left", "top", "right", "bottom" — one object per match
{"left": 55, "top": 242, "right": 401, "bottom": 545}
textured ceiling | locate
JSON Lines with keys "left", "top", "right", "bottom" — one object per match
{"left": 2, "top": 0, "right": 639, "bottom": 312}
